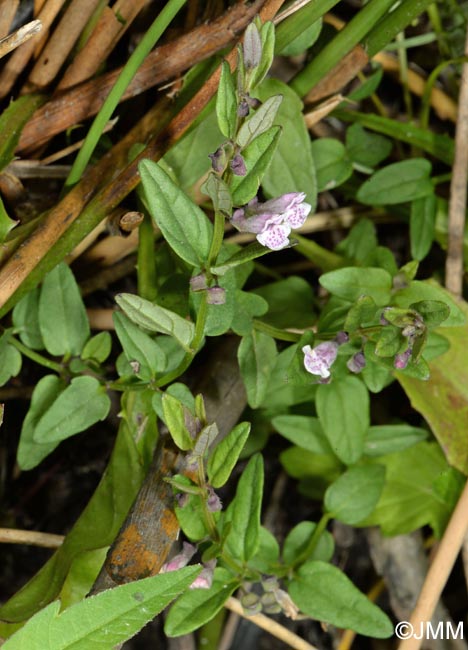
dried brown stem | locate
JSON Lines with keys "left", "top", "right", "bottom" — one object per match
{"left": 56, "top": 0, "right": 146, "bottom": 90}
{"left": 0, "top": 0, "right": 66, "bottom": 98}
{"left": 0, "top": 0, "right": 20, "bottom": 39}
{"left": 24, "top": 0, "right": 103, "bottom": 92}
{"left": 0, "top": 527, "right": 63, "bottom": 548}
{"left": 17, "top": 1, "right": 264, "bottom": 153}
{"left": 445, "top": 27, "right": 468, "bottom": 296}
{"left": 0, "top": 20, "right": 42, "bottom": 61}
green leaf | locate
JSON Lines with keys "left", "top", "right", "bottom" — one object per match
{"left": 0, "top": 195, "right": 18, "bottom": 243}
{"left": 230, "top": 291, "right": 268, "bottom": 336}
{"left": 393, "top": 280, "right": 465, "bottom": 327}
{"left": 272, "top": 415, "right": 332, "bottom": 454}
{"left": 114, "top": 312, "right": 166, "bottom": 380}
{"left": 201, "top": 172, "right": 232, "bottom": 217}
{"left": 238, "top": 331, "right": 277, "bottom": 408}
{"left": 225, "top": 454, "right": 264, "bottom": 561}
{"left": 320, "top": 267, "right": 392, "bottom": 305}
{"left": 165, "top": 568, "right": 238, "bottom": 637}
{"left": 410, "top": 193, "right": 436, "bottom": 261}
{"left": 12, "top": 287, "right": 44, "bottom": 350}
{"left": 139, "top": 159, "right": 213, "bottom": 267}
{"left": 278, "top": 19, "right": 322, "bottom": 56}
{"left": 17, "top": 375, "right": 65, "bottom": 470}
{"left": 231, "top": 126, "right": 281, "bottom": 205}
{"left": 237, "top": 95, "right": 282, "bottom": 148}
{"left": 324, "top": 465, "right": 386, "bottom": 524}
{"left": 207, "top": 422, "right": 251, "bottom": 488}
{"left": 397, "top": 299, "right": 468, "bottom": 474}
{"left": 344, "top": 295, "right": 379, "bottom": 332}
{"left": 336, "top": 218, "right": 377, "bottom": 263}
{"left": 0, "top": 334, "right": 22, "bottom": 387}
{"left": 364, "top": 424, "right": 428, "bottom": 457}
{"left": 335, "top": 109, "right": 454, "bottom": 166}
{"left": 256, "top": 79, "right": 317, "bottom": 208}
{"left": 311, "top": 138, "right": 352, "bottom": 192}
{"left": 163, "top": 108, "right": 222, "bottom": 195}
{"left": 357, "top": 159, "right": 433, "bottom": 205}
{"left": 173, "top": 475, "right": 211, "bottom": 541}
{"left": 375, "top": 326, "right": 401, "bottom": 357}
{"left": 116, "top": 293, "right": 195, "bottom": 351}
{"left": 283, "top": 522, "right": 334, "bottom": 565}
{"left": 38, "top": 263, "right": 90, "bottom": 357}
{"left": 0, "top": 417, "right": 144, "bottom": 622}
{"left": 345, "top": 124, "right": 392, "bottom": 169}
{"left": 316, "top": 377, "right": 369, "bottom": 464}
{"left": 363, "top": 442, "right": 452, "bottom": 536}
{"left": 2, "top": 567, "right": 200, "bottom": 650}
{"left": 348, "top": 66, "right": 383, "bottom": 101}
{"left": 253, "top": 276, "right": 315, "bottom": 329}
{"left": 33, "top": 376, "right": 110, "bottom": 443}
{"left": 211, "top": 241, "right": 270, "bottom": 275}
{"left": 81, "top": 331, "right": 112, "bottom": 363}
{"left": 216, "top": 61, "right": 237, "bottom": 139}
{"left": 247, "top": 526, "right": 280, "bottom": 572}
{"left": 0, "top": 94, "right": 45, "bottom": 172}
{"left": 250, "top": 21, "right": 275, "bottom": 88}
{"left": 289, "top": 561, "right": 393, "bottom": 638}
{"left": 411, "top": 300, "right": 450, "bottom": 328}
{"left": 162, "top": 394, "right": 193, "bottom": 451}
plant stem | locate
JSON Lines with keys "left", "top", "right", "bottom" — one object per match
{"left": 207, "top": 211, "right": 226, "bottom": 274}
{"left": 9, "top": 337, "right": 63, "bottom": 373}
{"left": 65, "top": 0, "right": 187, "bottom": 187}
{"left": 364, "top": 0, "right": 436, "bottom": 58}
{"left": 420, "top": 57, "right": 468, "bottom": 130}
{"left": 293, "top": 513, "right": 332, "bottom": 568}
{"left": 156, "top": 294, "right": 208, "bottom": 387}
{"left": 137, "top": 213, "right": 158, "bottom": 301}
{"left": 253, "top": 319, "right": 302, "bottom": 342}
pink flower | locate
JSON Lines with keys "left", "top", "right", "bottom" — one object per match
{"left": 189, "top": 560, "right": 216, "bottom": 590}
{"left": 302, "top": 342, "right": 339, "bottom": 379}
{"left": 160, "top": 542, "right": 196, "bottom": 573}
{"left": 231, "top": 193, "right": 311, "bottom": 251}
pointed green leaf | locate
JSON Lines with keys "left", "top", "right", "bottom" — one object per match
{"left": 238, "top": 331, "right": 277, "bottom": 408}
{"left": 237, "top": 95, "right": 282, "bottom": 148}
{"left": 289, "top": 561, "right": 393, "bottom": 638}
{"left": 114, "top": 312, "right": 166, "bottom": 380}
{"left": 316, "top": 377, "right": 369, "bottom": 464}
{"left": 357, "top": 159, "right": 432, "bottom": 205}
{"left": 324, "top": 465, "right": 386, "bottom": 524}
{"left": 283, "top": 522, "right": 334, "bottom": 565}
{"left": 0, "top": 333, "right": 21, "bottom": 387}
{"left": 225, "top": 454, "right": 264, "bottom": 561}
{"left": 116, "top": 293, "right": 195, "bottom": 350}
{"left": 272, "top": 415, "right": 332, "bottom": 454}
{"left": 319, "top": 267, "right": 392, "bottom": 305}
{"left": 201, "top": 172, "right": 232, "bottom": 216}
{"left": 139, "top": 159, "right": 213, "bottom": 267}
{"left": 2, "top": 567, "right": 200, "bottom": 650}
{"left": 216, "top": 61, "right": 237, "bottom": 139}
{"left": 231, "top": 126, "right": 281, "bottom": 205}
{"left": 17, "top": 375, "right": 65, "bottom": 470}
{"left": 364, "top": 424, "right": 428, "bottom": 457}
{"left": 13, "top": 287, "right": 45, "bottom": 350}
{"left": 33, "top": 376, "right": 110, "bottom": 443}
{"left": 207, "top": 422, "right": 251, "bottom": 487}
{"left": 0, "top": 195, "right": 18, "bottom": 243}
{"left": 162, "top": 393, "right": 193, "bottom": 451}
{"left": 0, "top": 94, "right": 45, "bottom": 172}
{"left": 81, "top": 331, "right": 112, "bottom": 363}
{"left": 410, "top": 193, "right": 436, "bottom": 261}
{"left": 165, "top": 568, "right": 238, "bottom": 637}
{"left": 38, "top": 263, "right": 90, "bottom": 356}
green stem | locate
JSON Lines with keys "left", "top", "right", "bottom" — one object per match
{"left": 274, "top": 0, "right": 341, "bottom": 54}
{"left": 137, "top": 213, "right": 158, "bottom": 301}
{"left": 253, "top": 320, "right": 302, "bottom": 343}
{"left": 420, "top": 56, "right": 468, "bottom": 130}
{"left": 396, "top": 32, "right": 413, "bottom": 122}
{"left": 290, "top": 0, "right": 397, "bottom": 97}
{"left": 364, "top": 0, "right": 436, "bottom": 58}
{"left": 10, "top": 337, "right": 63, "bottom": 374}
{"left": 156, "top": 294, "right": 208, "bottom": 387}
{"left": 65, "top": 0, "right": 187, "bottom": 187}
{"left": 293, "top": 513, "right": 332, "bottom": 568}
{"left": 207, "top": 211, "right": 226, "bottom": 275}
{"left": 295, "top": 234, "right": 346, "bottom": 271}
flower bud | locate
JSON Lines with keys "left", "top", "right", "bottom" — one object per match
{"left": 394, "top": 348, "right": 412, "bottom": 369}
{"left": 243, "top": 23, "right": 262, "bottom": 70}
{"left": 207, "top": 286, "right": 226, "bottom": 305}
{"left": 241, "top": 592, "right": 262, "bottom": 616}
{"left": 207, "top": 486, "right": 222, "bottom": 512}
{"left": 230, "top": 153, "right": 247, "bottom": 176}
{"left": 190, "top": 273, "right": 208, "bottom": 292}
{"left": 334, "top": 331, "right": 349, "bottom": 345}
{"left": 347, "top": 351, "right": 366, "bottom": 374}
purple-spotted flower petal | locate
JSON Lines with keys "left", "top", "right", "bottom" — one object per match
{"left": 257, "top": 223, "right": 291, "bottom": 250}
{"left": 230, "top": 192, "right": 311, "bottom": 251}
{"left": 302, "top": 342, "right": 339, "bottom": 379}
